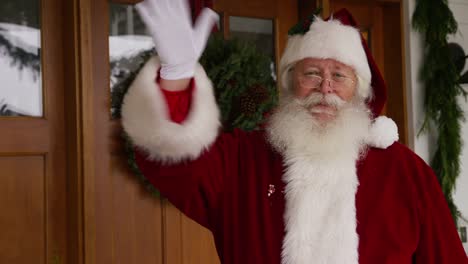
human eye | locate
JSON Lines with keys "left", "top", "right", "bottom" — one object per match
{"left": 304, "top": 70, "right": 321, "bottom": 77}
{"left": 332, "top": 72, "right": 348, "bottom": 82}
{"left": 333, "top": 71, "right": 346, "bottom": 77}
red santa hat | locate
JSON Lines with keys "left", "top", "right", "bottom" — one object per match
{"left": 279, "top": 8, "right": 387, "bottom": 116}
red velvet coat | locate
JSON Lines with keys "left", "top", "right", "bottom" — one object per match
{"left": 122, "top": 59, "right": 468, "bottom": 264}
{"left": 121, "top": 58, "right": 467, "bottom": 263}
{"left": 135, "top": 130, "right": 467, "bottom": 264}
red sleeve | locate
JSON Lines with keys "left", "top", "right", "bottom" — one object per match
{"left": 159, "top": 77, "right": 195, "bottom": 123}
{"left": 135, "top": 130, "right": 247, "bottom": 230}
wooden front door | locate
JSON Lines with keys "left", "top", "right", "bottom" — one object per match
{"left": 0, "top": 0, "right": 298, "bottom": 263}
{"left": 77, "top": 0, "right": 297, "bottom": 263}
{"left": 0, "top": 0, "right": 68, "bottom": 263}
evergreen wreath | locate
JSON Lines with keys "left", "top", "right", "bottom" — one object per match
{"left": 200, "top": 34, "right": 277, "bottom": 131}
{"left": 412, "top": 0, "right": 465, "bottom": 224}
{"left": 112, "top": 34, "right": 278, "bottom": 196}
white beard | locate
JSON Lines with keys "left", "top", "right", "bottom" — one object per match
{"left": 266, "top": 93, "right": 372, "bottom": 264}
{"left": 266, "top": 93, "right": 371, "bottom": 160}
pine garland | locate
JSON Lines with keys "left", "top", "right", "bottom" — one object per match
{"left": 412, "top": 0, "right": 464, "bottom": 224}
{"left": 112, "top": 35, "right": 277, "bottom": 196}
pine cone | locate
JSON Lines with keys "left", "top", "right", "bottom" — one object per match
{"left": 250, "top": 84, "right": 269, "bottom": 104}
{"left": 240, "top": 94, "right": 257, "bottom": 116}
{"left": 227, "top": 79, "right": 238, "bottom": 87}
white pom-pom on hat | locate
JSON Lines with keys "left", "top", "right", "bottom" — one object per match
{"left": 367, "top": 116, "right": 399, "bottom": 149}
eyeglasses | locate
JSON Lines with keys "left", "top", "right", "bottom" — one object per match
{"left": 298, "top": 73, "right": 355, "bottom": 90}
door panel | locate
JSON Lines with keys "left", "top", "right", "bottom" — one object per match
{"left": 110, "top": 153, "right": 164, "bottom": 264}
{"left": 0, "top": 156, "right": 45, "bottom": 264}
{"left": 181, "top": 215, "right": 220, "bottom": 264}
{"left": 0, "top": 119, "right": 49, "bottom": 152}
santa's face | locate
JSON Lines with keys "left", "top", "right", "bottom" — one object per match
{"left": 292, "top": 58, "right": 357, "bottom": 123}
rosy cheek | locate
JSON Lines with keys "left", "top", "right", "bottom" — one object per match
{"left": 340, "top": 87, "right": 356, "bottom": 102}
{"left": 295, "top": 87, "right": 310, "bottom": 98}
{"left": 294, "top": 85, "right": 312, "bottom": 98}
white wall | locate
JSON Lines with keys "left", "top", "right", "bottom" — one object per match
{"left": 449, "top": 0, "right": 468, "bottom": 252}
{"left": 403, "top": 0, "right": 468, "bottom": 252}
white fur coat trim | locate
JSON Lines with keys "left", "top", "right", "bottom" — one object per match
{"left": 281, "top": 155, "right": 360, "bottom": 264}
{"left": 280, "top": 117, "right": 397, "bottom": 264}
{"left": 121, "top": 57, "right": 220, "bottom": 163}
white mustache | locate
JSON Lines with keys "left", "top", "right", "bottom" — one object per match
{"left": 295, "top": 93, "right": 346, "bottom": 110}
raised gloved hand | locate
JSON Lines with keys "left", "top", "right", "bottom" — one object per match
{"left": 136, "top": 0, "right": 219, "bottom": 80}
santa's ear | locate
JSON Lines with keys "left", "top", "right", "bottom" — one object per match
{"left": 367, "top": 116, "right": 398, "bottom": 149}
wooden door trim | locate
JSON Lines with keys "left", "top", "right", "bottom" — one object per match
{"left": 0, "top": 119, "right": 49, "bottom": 152}
{"left": 41, "top": 0, "right": 69, "bottom": 262}
{"left": 63, "top": 0, "right": 99, "bottom": 263}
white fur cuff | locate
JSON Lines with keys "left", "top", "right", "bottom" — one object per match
{"left": 121, "top": 57, "right": 220, "bottom": 163}
{"left": 367, "top": 116, "right": 399, "bottom": 149}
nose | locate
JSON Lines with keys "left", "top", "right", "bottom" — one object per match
{"left": 319, "top": 78, "right": 333, "bottom": 94}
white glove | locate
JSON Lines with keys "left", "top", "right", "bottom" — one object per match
{"left": 136, "top": 0, "right": 219, "bottom": 80}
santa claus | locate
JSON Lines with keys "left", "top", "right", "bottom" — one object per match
{"left": 121, "top": 0, "right": 468, "bottom": 263}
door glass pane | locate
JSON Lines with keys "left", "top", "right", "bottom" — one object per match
{"left": 109, "top": 3, "right": 155, "bottom": 118}
{"left": 229, "top": 16, "right": 276, "bottom": 80}
{"left": 0, "top": 0, "right": 42, "bottom": 117}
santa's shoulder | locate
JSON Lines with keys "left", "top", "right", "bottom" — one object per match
{"left": 361, "top": 142, "right": 434, "bottom": 182}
